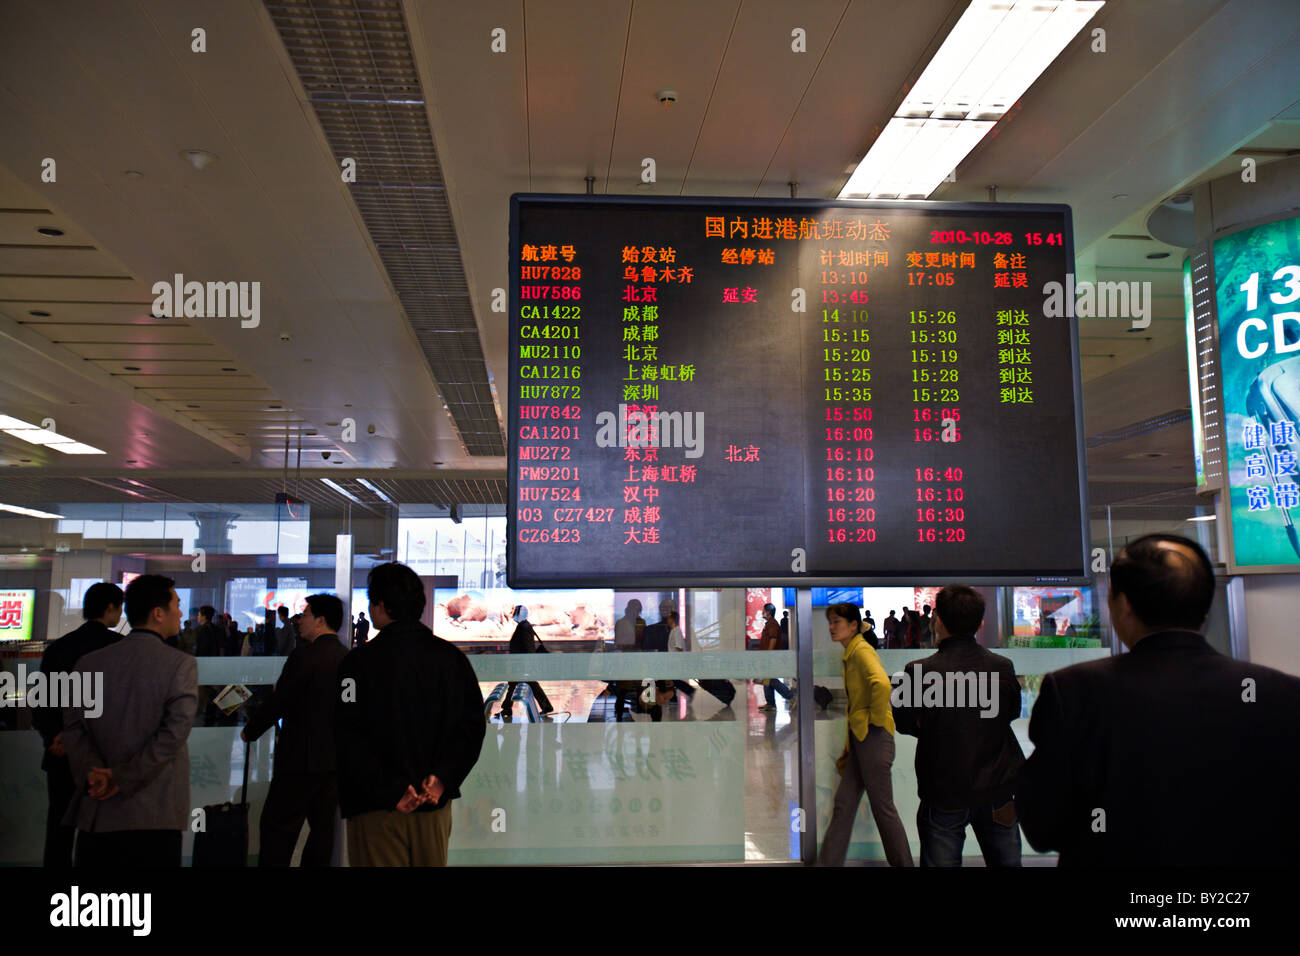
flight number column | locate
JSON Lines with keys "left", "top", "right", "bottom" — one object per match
{"left": 515, "top": 242, "right": 584, "bottom": 547}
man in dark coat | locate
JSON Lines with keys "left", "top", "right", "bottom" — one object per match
{"left": 336, "top": 562, "right": 485, "bottom": 866}
{"left": 242, "top": 593, "right": 349, "bottom": 866}
{"left": 32, "top": 582, "right": 124, "bottom": 867}
{"left": 1016, "top": 534, "right": 1300, "bottom": 865}
{"left": 894, "top": 584, "right": 1024, "bottom": 866}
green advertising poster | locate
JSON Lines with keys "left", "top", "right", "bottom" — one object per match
{"left": 1214, "top": 215, "right": 1300, "bottom": 568}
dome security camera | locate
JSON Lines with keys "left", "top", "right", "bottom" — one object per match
{"left": 322, "top": 451, "right": 331, "bottom": 460}
{"left": 656, "top": 89, "right": 677, "bottom": 105}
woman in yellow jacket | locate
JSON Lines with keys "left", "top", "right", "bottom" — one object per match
{"left": 818, "top": 602, "right": 914, "bottom": 866}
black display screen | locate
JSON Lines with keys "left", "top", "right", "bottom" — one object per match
{"left": 508, "top": 195, "right": 1088, "bottom": 587}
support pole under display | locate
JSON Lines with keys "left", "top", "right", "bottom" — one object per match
{"left": 796, "top": 587, "right": 816, "bottom": 864}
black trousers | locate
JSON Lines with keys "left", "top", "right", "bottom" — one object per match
{"left": 44, "top": 758, "right": 76, "bottom": 868}
{"left": 75, "top": 829, "right": 182, "bottom": 868}
{"left": 502, "top": 681, "right": 553, "bottom": 714}
{"left": 258, "top": 772, "right": 338, "bottom": 867}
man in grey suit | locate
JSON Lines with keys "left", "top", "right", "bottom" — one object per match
{"left": 62, "top": 573, "right": 197, "bottom": 868}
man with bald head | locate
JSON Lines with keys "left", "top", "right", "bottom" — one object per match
{"left": 1016, "top": 533, "right": 1300, "bottom": 865}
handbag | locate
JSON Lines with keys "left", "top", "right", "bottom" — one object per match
{"left": 534, "top": 635, "right": 550, "bottom": 654}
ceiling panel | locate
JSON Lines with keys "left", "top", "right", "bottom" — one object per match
{"left": 0, "top": 276, "right": 139, "bottom": 300}
{"left": 87, "top": 360, "right": 246, "bottom": 377}
{"left": 20, "top": 323, "right": 208, "bottom": 343}
{"left": 0, "top": 301, "right": 160, "bottom": 323}
{"left": 63, "top": 343, "right": 241, "bottom": 361}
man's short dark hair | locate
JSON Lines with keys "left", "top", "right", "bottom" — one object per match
{"left": 125, "top": 574, "right": 176, "bottom": 628}
{"left": 304, "top": 594, "right": 344, "bottom": 632}
{"left": 825, "top": 602, "right": 861, "bottom": 626}
{"left": 199, "top": 605, "right": 216, "bottom": 622}
{"left": 934, "top": 585, "right": 985, "bottom": 637}
{"left": 1110, "top": 533, "right": 1215, "bottom": 630}
{"left": 277, "top": 605, "right": 289, "bottom": 620}
{"left": 83, "top": 582, "right": 124, "bottom": 621}
{"left": 367, "top": 561, "right": 426, "bottom": 622}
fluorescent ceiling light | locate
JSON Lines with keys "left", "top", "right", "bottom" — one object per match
{"left": 52, "top": 442, "right": 107, "bottom": 455}
{"left": 0, "top": 503, "right": 65, "bottom": 519}
{"left": 1, "top": 414, "right": 105, "bottom": 454}
{"left": 2, "top": 427, "right": 68, "bottom": 445}
{"left": 1186, "top": 515, "right": 1217, "bottom": 522}
{"left": 841, "top": 0, "right": 1103, "bottom": 199}
{"left": 356, "top": 478, "right": 394, "bottom": 503}
{"left": 320, "top": 478, "right": 362, "bottom": 503}
{"left": 841, "top": 117, "right": 995, "bottom": 199}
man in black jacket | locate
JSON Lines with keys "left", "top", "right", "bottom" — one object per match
{"left": 894, "top": 584, "right": 1024, "bottom": 866}
{"left": 1016, "top": 533, "right": 1300, "bottom": 865}
{"left": 336, "top": 562, "right": 485, "bottom": 866}
{"left": 242, "top": 593, "right": 349, "bottom": 866}
{"left": 32, "top": 582, "right": 124, "bottom": 867}
{"left": 194, "top": 605, "right": 222, "bottom": 656}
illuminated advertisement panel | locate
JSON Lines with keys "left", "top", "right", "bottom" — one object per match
{"left": 1214, "top": 215, "right": 1300, "bottom": 569}
{"left": 0, "top": 589, "right": 36, "bottom": 642}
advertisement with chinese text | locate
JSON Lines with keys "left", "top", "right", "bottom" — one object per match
{"left": 1215, "top": 215, "right": 1300, "bottom": 569}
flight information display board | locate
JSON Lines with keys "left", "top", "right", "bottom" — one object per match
{"left": 508, "top": 195, "right": 1088, "bottom": 587}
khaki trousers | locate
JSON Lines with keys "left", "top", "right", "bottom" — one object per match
{"left": 346, "top": 802, "right": 453, "bottom": 867}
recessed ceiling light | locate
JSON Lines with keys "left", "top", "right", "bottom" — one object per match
{"left": 1112, "top": 194, "right": 1128, "bottom": 200}
{"left": 343, "top": 403, "right": 352, "bottom": 408}
{"left": 123, "top": 170, "right": 144, "bottom": 178}
{"left": 221, "top": 367, "right": 237, "bottom": 372}
{"left": 1145, "top": 252, "right": 1170, "bottom": 260}
{"left": 27, "top": 310, "right": 50, "bottom": 317}
{"left": 325, "top": 421, "right": 339, "bottom": 426}
{"left": 187, "top": 404, "right": 200, "bottom": 409}
{"left": 124, "top": 366, "right": 141, "bottom": 371}
{"left": 179, "top": 148, "right": 218, "bottom": 171}
{"left": 37, "top": 227, "right": 64, "bottom": 237}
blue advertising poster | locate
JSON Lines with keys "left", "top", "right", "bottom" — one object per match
{"left": 1214, "top": 215, "right": 1300, "bottom": 568}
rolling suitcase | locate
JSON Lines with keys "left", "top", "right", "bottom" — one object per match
{"left": 192, "top": 739, "right": 250, "bottom": 867}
